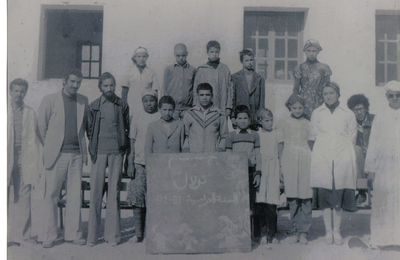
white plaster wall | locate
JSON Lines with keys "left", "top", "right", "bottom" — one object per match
{"left": 8, "top": 0, "right": 400, "bottom": 117}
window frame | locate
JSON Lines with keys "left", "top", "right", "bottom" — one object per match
{"left": 38, "top": 5, "right": 103, "bottom": 80}
{"left": 375, "top": 10, "right": 400, "bottom": 86}
{"left": 78, "top": 41, "right": 102, "bottom": 79}
{"left": 243, "top": 8, "right": 307, "bottom": 84}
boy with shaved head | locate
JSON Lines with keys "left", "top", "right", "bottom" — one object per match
{"left": 163, "top": 43, "right": 196, "bottom": 119}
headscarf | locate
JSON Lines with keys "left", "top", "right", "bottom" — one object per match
{"left": 285, "top": 94, "right": 306, "bottom": 110}
{"left": 133, "top": 46, "right": 149, "bottom": 57}
{"left": 303, "top": 39, "right": 322, "bottom": 52}
{"left": 141, "top": 89, "right": 158, "bottom": 100}
{"left": 384, "top": 80, "right": 400, "bottom": 92}
{"left": 323, "top": 81, "right": 341, "bottom": 96}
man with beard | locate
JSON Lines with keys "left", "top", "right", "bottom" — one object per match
{"left": 87, "top": 72, "right": 130, "bottom": 247}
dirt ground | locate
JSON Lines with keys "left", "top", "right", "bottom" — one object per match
{"left": 7, "top": 209, "right": 400, "bottom": 260}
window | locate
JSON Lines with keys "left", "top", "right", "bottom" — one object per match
{"left": 40, "top": 7, "right": 103, "bottom": 79}
{"left": 376, "top": 12, "right": 400, "bottom": 85}
{"left": 80, "top": 42, "right": 101, "bottom": 78}
{"left": 244, "top": 11, "right": 305, "bottom": 82}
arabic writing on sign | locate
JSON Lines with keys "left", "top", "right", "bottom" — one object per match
{"left": 154, "top": 192, "right": 241, "bottom": 207}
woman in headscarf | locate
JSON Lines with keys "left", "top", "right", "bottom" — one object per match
{"left": 365, "top": 81, "right": 400, "bottom": 248}
{"left": 293, "top": 39, "right": 332, "bottom": 119}
{"left": 308, "top": 82, "right": 357, "bottom": 245}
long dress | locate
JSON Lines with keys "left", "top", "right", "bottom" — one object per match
{"left": 277, "top": 117, "right": 312, "bottom": 199}
{"left": 365, "top": 105, "right": 400, "bottom": 247}
{"left": 256, "top": 129, "right": 281, "bottom": 205}
{"left": 294, "top": 60, "right": 332, "bottom": 118}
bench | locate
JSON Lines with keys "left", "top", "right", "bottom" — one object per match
{"left": 57, "top": 172, "right": 133, "bottom": 229}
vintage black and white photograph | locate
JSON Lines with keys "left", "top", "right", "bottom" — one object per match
{"left": 5, "top": 0, "right": 400, "bottom": 259}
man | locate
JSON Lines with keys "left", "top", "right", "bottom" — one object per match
{"left": 347, "top": 94, "right": 374, "bottom": 207}
{"left": 87, "top": 72, "right": 129, "bottom": 246}
{"left": 365, "top": 80, "right": 400, "bottom": 247}
{"left": 38, "top": 69, "right": 88, "bottom": 248}
{"left": 8, "top": 78, "right": 43, "bottom": 246}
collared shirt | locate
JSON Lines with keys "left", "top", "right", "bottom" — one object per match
{"left": 163, "top": 62, "right": 196, "bottom": 110}
{"left": 97, "top": 96, "right": 120, "bottom": 154}
{"left": 182, "top": 105, "right": 227, "bottom": 153}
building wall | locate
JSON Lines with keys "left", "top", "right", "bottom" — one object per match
{"left": 8, "top": 0, "right": 400, "bottom": 118}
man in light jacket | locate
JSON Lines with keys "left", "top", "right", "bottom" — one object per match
{"left": 38, "top": 69, "right": 88, "bottom": 248}
{"left": 8, "top": 78, "right": 43, "bottom": 246}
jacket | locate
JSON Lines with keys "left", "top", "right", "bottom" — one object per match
{"left": 87, "top": 95, "right": 129, "bottom": 163}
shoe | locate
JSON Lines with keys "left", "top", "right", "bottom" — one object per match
{"left": 108, "top": 241, "right": 120, "bottom": 247}
{"left": 260, "top": 237, "right": 267, "bottom": 245}
{"left": 87, "top": 241, "right": 96, "bottom": 247}
{"left": 7, "top": 241, "right": 21, "bottom": 247}
{"left": 72, "top": 238, "right": 86, "bottom": 246}
{"left": 131, "top": 236, "right": 144, "bottom": 243}
{"left": 298, "top": 233, "right": 308, "bottom": 245}
{"left": 286, "top": 234, "right": 299, "bottom": 244}
{"left": 324, "top": 233, "right": 333, "bottom": 245}
{"left": 333, "top": 232, "right": 343, "bottom": 245}
{"left": 42, "top": 240, "right": 55, "bottom": 248}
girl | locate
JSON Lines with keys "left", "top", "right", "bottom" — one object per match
{"left": 255, "top": 108, "right": 282, "bottom": 247}
{"left": 127, "top": 90, "right": 160, "bottom": 243}
{"left": 308, "top": 82, "right": 357, "bottom": 245}
{"left": 293, "top": 39, "right": 332, "bottom": 119}
{"left": 278, "top": 94, "right": 312, "bottom": 244}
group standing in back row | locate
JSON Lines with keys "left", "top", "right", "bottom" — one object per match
{"left": 7, "top": 39, "right": 400, "bottom": 250}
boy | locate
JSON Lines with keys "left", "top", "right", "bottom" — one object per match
{"left": 145, "top": 96, "right": 185, "bottom": 154}
{"left": 86, "top": 72, "right": 129, "bottom": 247}
{"left": 127, "top": 90, "right": 159, "bottom": 242}
{"left": 182, "top": 83, "right": 227, "bottom": 152}
{"left": 232, "top": 49, "right": 265, "bottom": 129}
{"left": 193, "top": 40, "right": 232, "bottom": 116}
{"left": 225, "top": 105, "right": 261, "bottom": 242}
{"left": 163, "top": 43, "right": 196, "bottom": 119}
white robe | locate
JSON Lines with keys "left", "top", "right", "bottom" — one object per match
{"left": 365, "top": 104, "right": 400, "bottom": 247}
{"left": 309, "top": 104, "right": 357, "bottom": 190}
{"left": 121, "top": 65, "right": 160, "bottom": 122}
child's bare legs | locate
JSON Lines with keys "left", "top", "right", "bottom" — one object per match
{"left": 333, "top": 209, "right": 343, "bottom": 245}
{"left": 323, "top": 208, "right": 333, "bottom": 244}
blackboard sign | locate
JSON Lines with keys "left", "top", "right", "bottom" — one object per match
{"left": 146, "top": 152, "right": 251, "bottom": 254}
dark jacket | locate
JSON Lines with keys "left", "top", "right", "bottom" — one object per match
{"left": 232, "top": 70, "right": 265, "bottom": 125}
{"left": 87, "top": 94, "right": 129, "bottom": 163}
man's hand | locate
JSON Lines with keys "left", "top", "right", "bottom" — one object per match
{"left": 225, "top": 108, "right": 232, "bottom": 118}
{"left": 217, "top": 139, "right": 226, "bottom": 152}
{"left": 127, "top": 156, "right": 135, "bottom": 178}
{"left": 366, "top": 171, "right": 375, "bottom": 181}
{"left": 253, "top": 173, "right": 261, "bottom": 188}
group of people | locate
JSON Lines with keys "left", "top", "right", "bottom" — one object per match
{"left": 7, "top": 38, "right": 400, "bottom": 250}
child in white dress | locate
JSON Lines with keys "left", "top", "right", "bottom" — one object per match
{"left": 255, "top": 109, "right": 282, "bottom": 246}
